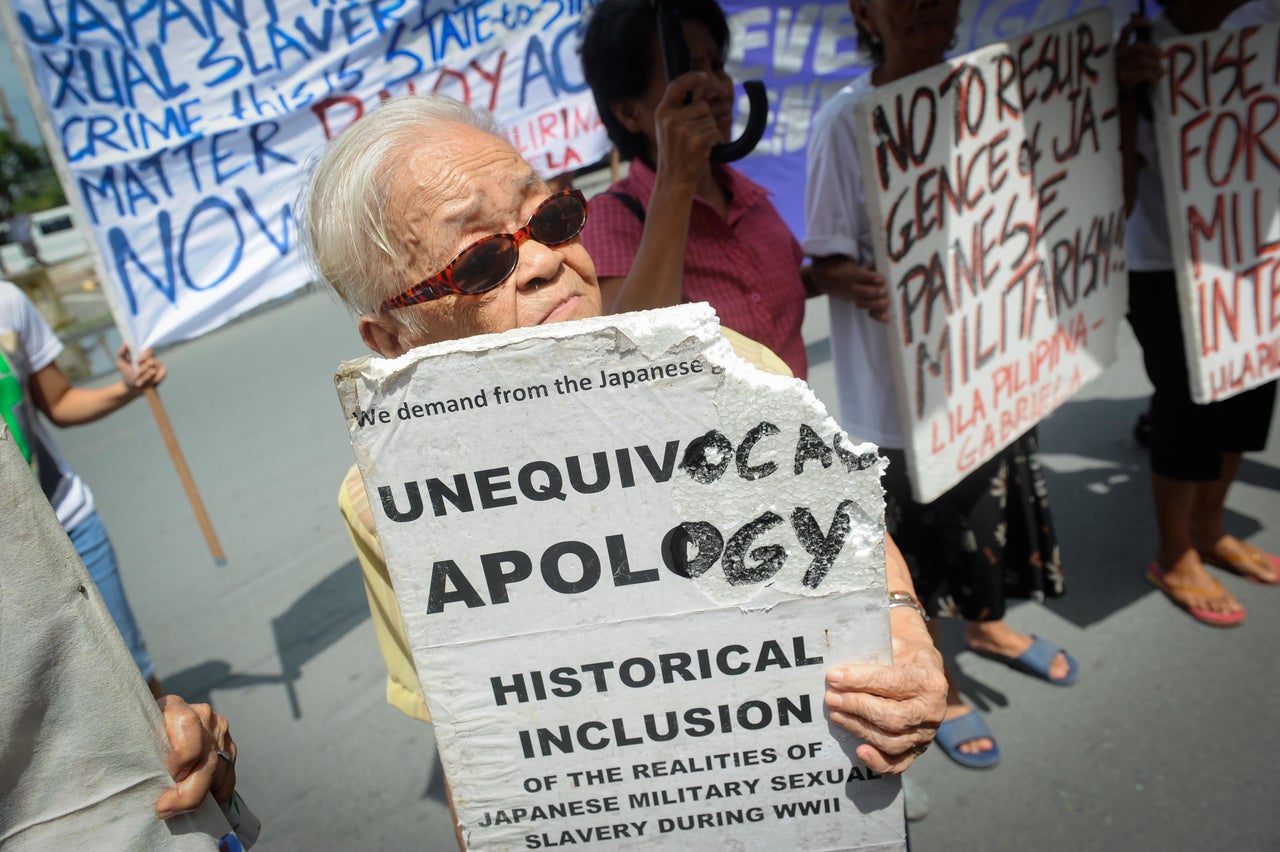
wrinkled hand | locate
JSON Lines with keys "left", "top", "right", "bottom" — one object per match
{"left": 1116, "top": 18, "right": 1163, "bottom": 91}
{"left": 156, "top": 696, "right": 237, "bottom": 819}
{"left": 654, "top": 71, "right": 728, "bottom": 185}
{"left": 117, "top": 345, "right": 167, "bottom": 392}
{"left": 812, "top": 256, "right": 890, "bottom": 321}
{"left": 825, "top": 609, "right": 946, "bottom": 774}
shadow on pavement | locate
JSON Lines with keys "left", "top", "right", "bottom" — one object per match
{"left": 271, "top": 559, "right": 370, "bottom": 718}
{"left": 423, "top": 756, "right": 451, "bottom": 806}
{"left": 931, "top": 619, "right": 1011, "bottom": 714}
{"left": 164, "top": 559, "right": 371, "bottom": 717}
{"left": 1238, "top": 457, "right": 1280, "bottom": 491}
{"left": 1035, "top": 393, "right": 1275, "bottom": 630}
{"left": 162, "top": 662, "right": 289, "bottom": 709}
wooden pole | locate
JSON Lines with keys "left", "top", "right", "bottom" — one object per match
{"left": 0, "top": 4, "right": 227, "bottom": 564}
{"left": 142, "top": 388, "right": 226, "bottom": 565}
{"left": 610, "top": 148, "right": 621, "bottom": 183}
{"left": 0, "top": 85, "right": 18, "bottom": 140}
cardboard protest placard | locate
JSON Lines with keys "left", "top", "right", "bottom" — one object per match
{"left": 1153, "top": 22, "right": 1280, "bottom": 402}
{"left": 337, "top": 304, "right": 903, "bottom": 851}
{"left": 854, "top": 10, "right": 1127, "bottom": 502}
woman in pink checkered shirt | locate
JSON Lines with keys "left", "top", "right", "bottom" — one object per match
{"left": 578, "top": 0, "right": 817, "bottom": 380}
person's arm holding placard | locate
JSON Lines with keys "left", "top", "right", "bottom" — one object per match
{"left": 28, "top": 344, "right": 166, "bottom": 427}
{"left": 825, "top": 535, "right": 945, "bottom": 774}
{"left": 810, "top": 258, "right": 890, "bottom": 323}
{"left": 594, "top": 71, "right": 728, "bottom": 314}
{"left": 1114, "top": 14, "right": 1164, "bottom": 216}
{"left": 802, "top": 80, "right": 890, "bottom": 323}
{"left": 157, "top": 695, "right": 261, "bottom": 846}
{"left": 156, "top": 696, "right": 237, "bottom": 817}
{"left": 579, "top": 1, "right": 813, "bottom": 380}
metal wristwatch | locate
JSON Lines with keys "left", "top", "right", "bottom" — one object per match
{"left": 886, "top": 590, "right": 929, "bottom": 622}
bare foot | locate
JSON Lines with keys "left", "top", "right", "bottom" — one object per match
{"left": 942, "top": 700, "right": 993, "bottom": 756}
{"left": 964, "top": 620, "right": 1071, "bottom": 682}
{"left": 1193, "top": 533, "right": 1280, "bottom": 584}
{"left": 1157, "top": 551, "right": 1245, "bottom": 616}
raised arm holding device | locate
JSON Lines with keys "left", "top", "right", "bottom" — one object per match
{"left": 654, "top": 0, "right": 768, "bottom": 163}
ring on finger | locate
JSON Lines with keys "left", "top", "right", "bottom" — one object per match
{"left": 215, "top": 749, "right": 235, "bottom": 768}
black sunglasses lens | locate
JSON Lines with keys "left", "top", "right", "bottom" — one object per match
{"left": 529, "top": 193, "right": 586, "bottom": 246}
{"left": 452, "top": 237, "right": 518, "bottom": 294}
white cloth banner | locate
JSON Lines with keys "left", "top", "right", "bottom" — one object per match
{"left": 338, "top": 304, "right": 903, "bottom": 851}
{"left": 1154, "top": 21, "right": 1280, "bottom": 402}
{"left": 853, "top": 10, "right": 1127, "bottom": 501}
{"left": 5, "top": 0, "right": 612, "bottom": 348}
{"left": 0, "top": 429, "right": 230, "bottom": 849}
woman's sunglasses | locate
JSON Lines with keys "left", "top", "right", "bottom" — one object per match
{"left": 379, "top": 188, "right": 589, "bottom": 311}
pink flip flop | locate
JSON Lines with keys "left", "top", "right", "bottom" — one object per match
{"left": 1146, "top": 562, "right": 1246, "bottom": 627}
{"left": 1198, "top": 546, "right": 1280, "bottom": 585}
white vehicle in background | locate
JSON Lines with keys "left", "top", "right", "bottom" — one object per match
{"left": 0, "top": 205, "right": 90, "bottom": 274}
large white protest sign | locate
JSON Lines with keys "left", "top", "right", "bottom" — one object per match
{"left": 338, "top": 304, "right": 903, "bottom": 851}
{"left": 1153, "top": 22, "right": 1280, "bottom": 402}
{"left": 2, "top": 0, "right": 611, "bottom": 349}
{"left": 854, "top": 10, "right": 1127, "bottom": 502}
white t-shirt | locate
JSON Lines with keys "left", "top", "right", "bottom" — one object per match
{"left": 1126, "top": 13, "right": 1184, "bottom": 272}
{"left": 1223, "top": 0, "right": 1280, "bottom": 27}
{"left": 803, "top": 74, "right": 904, "bottom": 449}
{"left": 0, "top": 280, "right": 94, "bottom": 530}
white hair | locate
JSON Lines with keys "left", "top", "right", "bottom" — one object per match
{"left": 298, "top": 94, "right": 504, "bottom": 337}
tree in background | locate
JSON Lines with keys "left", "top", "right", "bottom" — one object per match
{"left": 0, "top": 130, "right": 65, "bottom": 217}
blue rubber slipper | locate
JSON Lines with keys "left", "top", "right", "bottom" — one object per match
{"left": 934, "top": 711, "right": 1000, "bottom": 770}
{"left": 967, "top": 635, "right": 1079, "bottom": 686}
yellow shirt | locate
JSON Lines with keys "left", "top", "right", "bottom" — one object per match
{"left": 337, "top": 327, "right": 793, "bottom": 722}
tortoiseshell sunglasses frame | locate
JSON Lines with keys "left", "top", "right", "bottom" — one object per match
{"left": 379, "top": 189, "right": 588, "bottom": 311}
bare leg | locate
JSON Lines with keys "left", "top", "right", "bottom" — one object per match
{"left": 1190, "top": 453, "right": 1278, "bottom": 582}
{"left": 931, "top": 620, "right": 993, "bottom": 756}
{"left": 1151, "top": 472, "right": 1243, "bottom": 615}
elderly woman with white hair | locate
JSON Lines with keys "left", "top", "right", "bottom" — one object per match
{"left": 300, "top": 94, "right": 946, "bottom": 841}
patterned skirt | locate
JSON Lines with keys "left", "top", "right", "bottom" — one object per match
{"left": 881, "top": 429, "right": 1065, "bottom": 622}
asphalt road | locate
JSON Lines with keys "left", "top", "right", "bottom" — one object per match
{"left": 54, "top": 288, "right": 1280, "bottom": 851}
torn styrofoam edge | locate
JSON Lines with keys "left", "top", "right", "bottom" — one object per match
{"left": 738, "top": 602, "right": 779, "bottom": 614}
{"left": 335, "top": 303, "right": 722, "bottom": 385}
{"left": 334, "top": 305, "right": 722, "bottom": 449}
{"left": 347, "top": 441, "right": 380, "bottom": 486}
{"left": 669, "top": 323, "right": 889, "bottom": 606}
